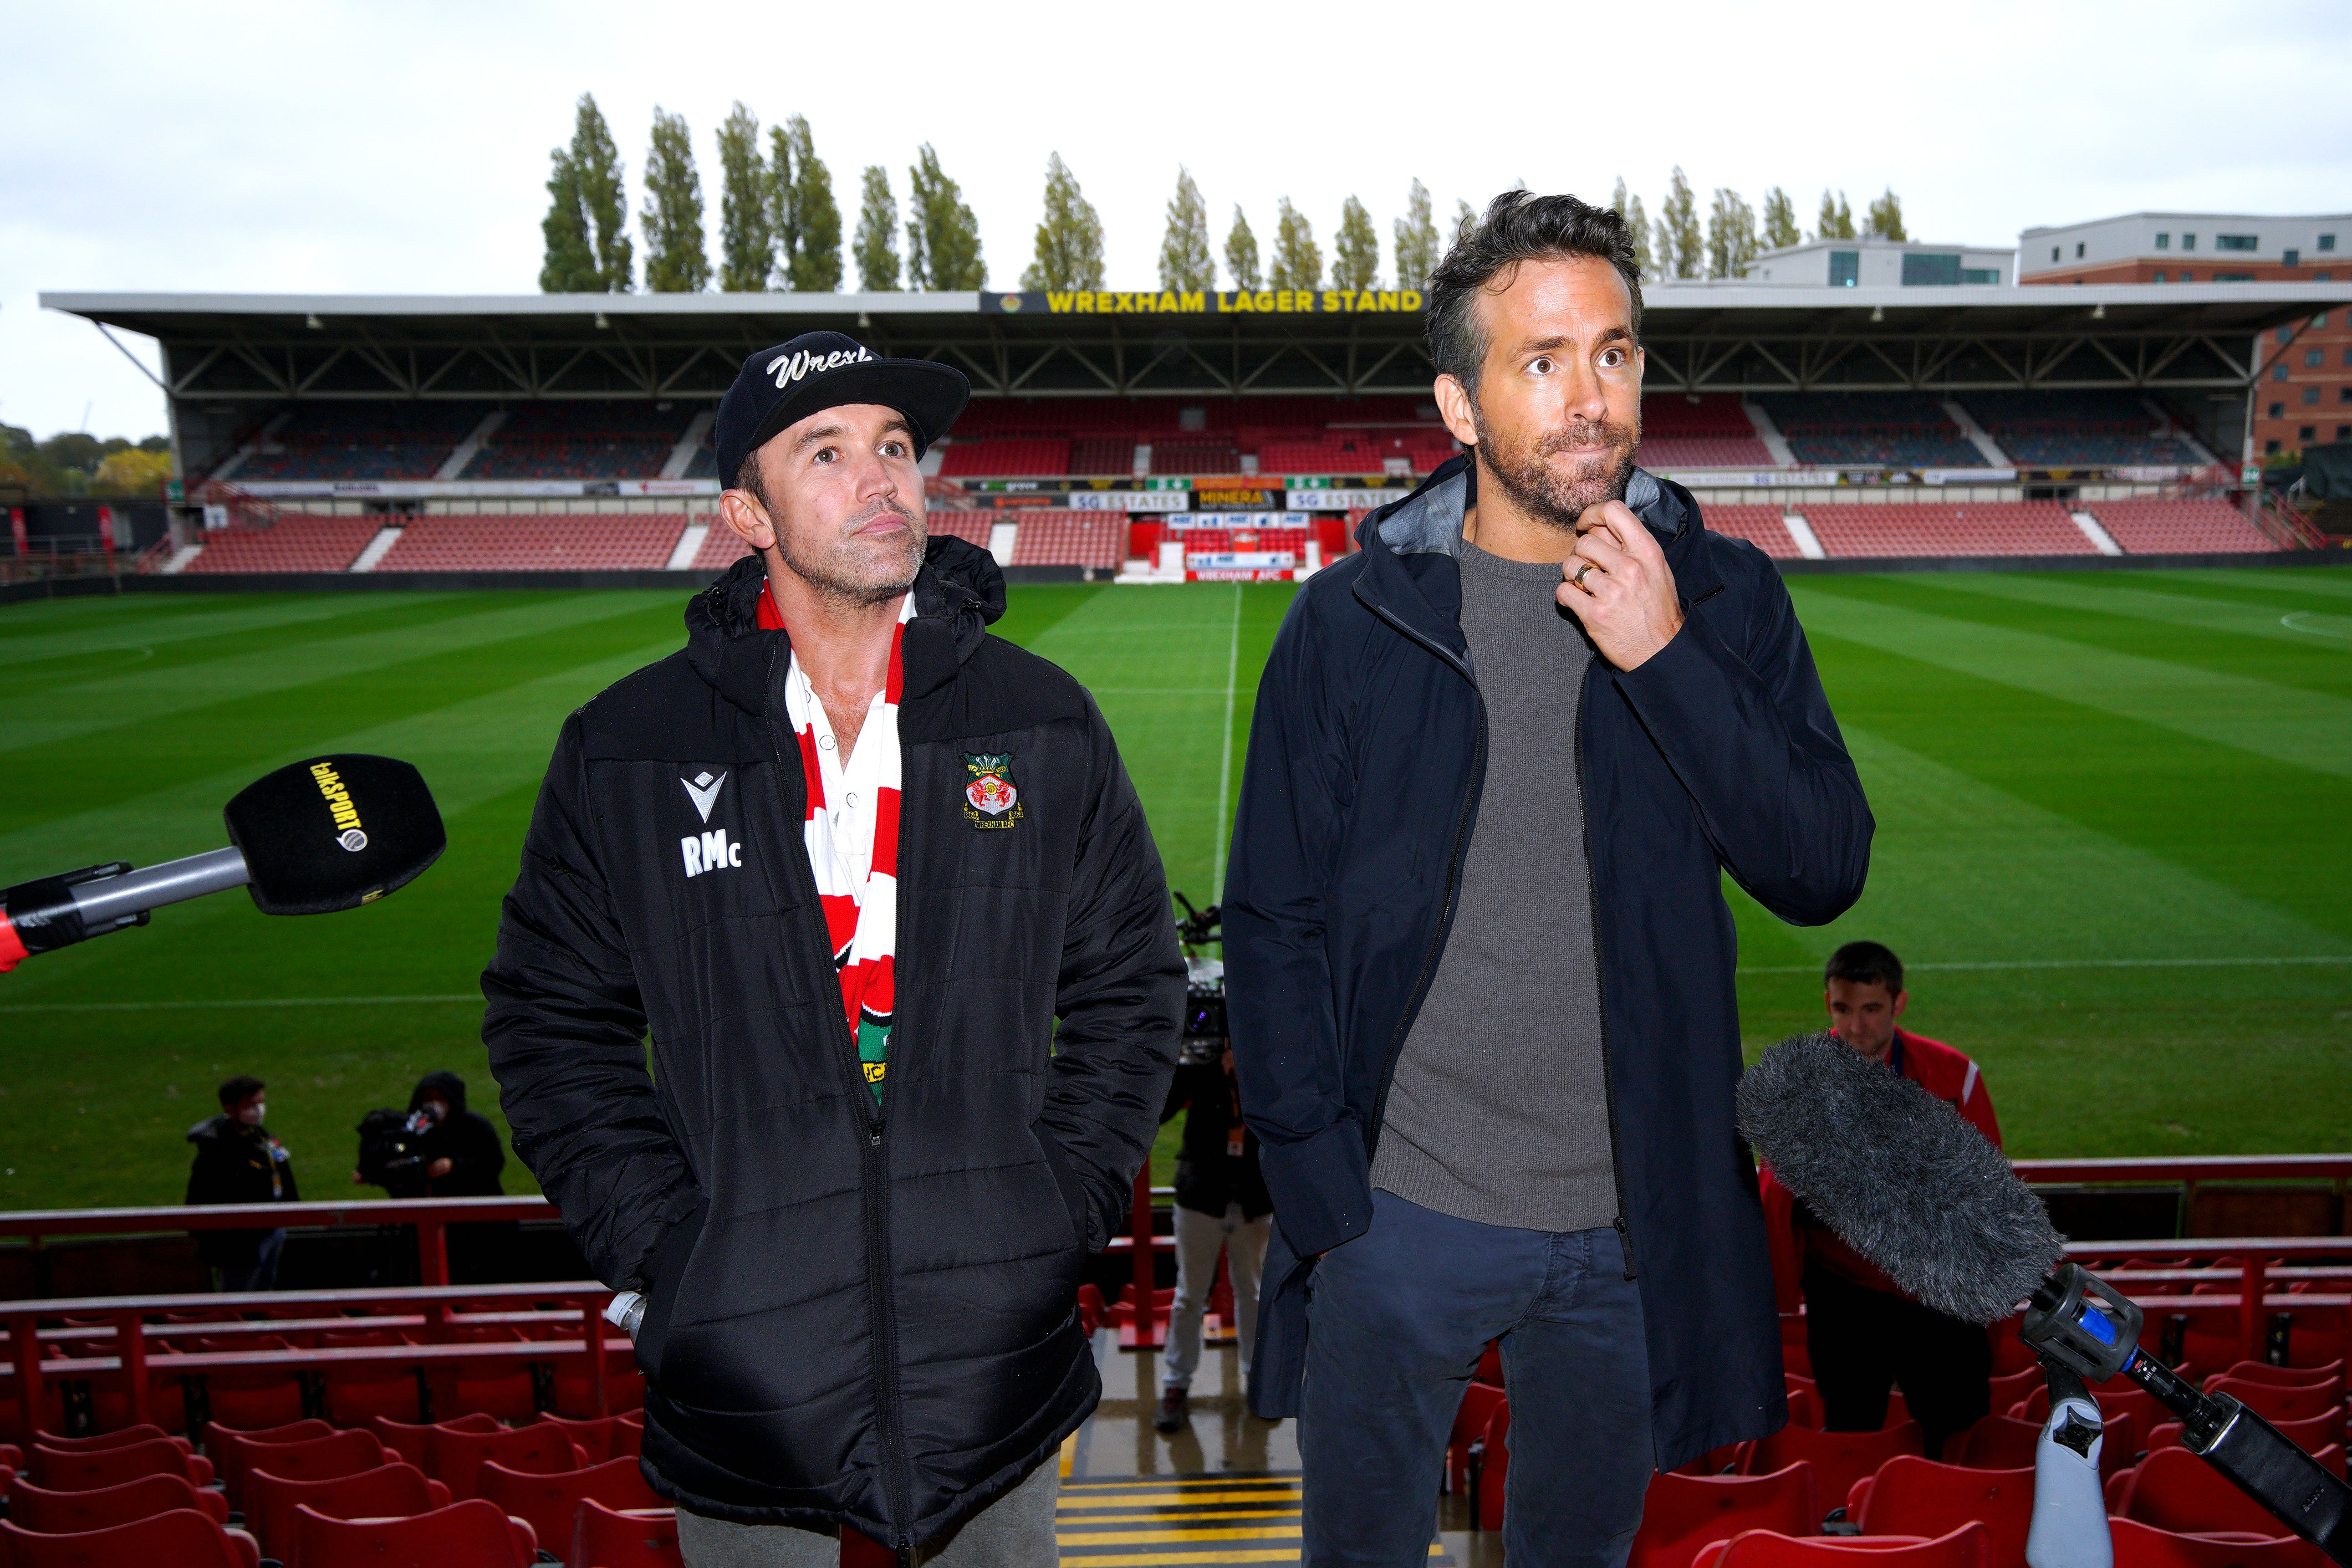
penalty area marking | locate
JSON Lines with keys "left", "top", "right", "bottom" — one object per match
{"left": 2281, "top": 611, "right": 2352, "bottom": 641}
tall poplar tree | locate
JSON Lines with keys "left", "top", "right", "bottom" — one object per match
{"left": 1159, "top": 168, "right": 1214, "bottom": 291}
{"left": 853, "top": 165, "right": 900, "bottom": 291}
{"left": 1224, "top": 206, "right": 1262, "bottom": 290}
{"left": 1658, "top": 167, "right": 1702, "bottom": 279}
{"left": 1760, "top": 187, "right": 1801, "bottom": 251}
{"left": 1021, "top": 153, "right": 1106, "bottom": 290}
{"left": 715, "top": 102, "right": 771, "bottom": 293}
{"left": 1816, "top": 189, "right": 1856, "bottom": 240}
{"left": 1333, "top": 195, "right": 1379, "bottom": 291}
{"left": 544, "top": 94, "right": 629, "bottom": 291}
{"left": 640, "top": 107, "right": 709, "bottom": 292}
{"left": 1628, "top": 194, "right": 1654, "bottom": 278}
{"left": 1707, "top": 187, "right": 1758, "bottom": 278}
{"left": 1393, "top": 178, "right": 1438, "bottom": 291}
{"left": 1454, "top": 199, "right": 1478, "bottom": 242}
{"left": 768, "top": 116, "right": 842, "bottom": 291}
{"left": 540, "top": 149, "right": 598, "bottom": 291}
{"left": 905, "top": 144, "right": 985, "bottom": 290}
{"left": 1269, "top": 197, "right": 1321, "bottom": 291}
{"left": 1864, "top": 188, "right": 1907, "bottom": 241}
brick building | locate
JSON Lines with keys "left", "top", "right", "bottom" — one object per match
{"left": 2019, "top": 212, "right": 2352, "bottom": 461}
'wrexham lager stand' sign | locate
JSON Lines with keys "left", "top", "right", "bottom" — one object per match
{"left": 981, "top": 289, "right": 1423, "bottom": 316}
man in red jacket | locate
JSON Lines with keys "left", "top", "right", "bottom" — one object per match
{"left": 1762, "top": 941, "right": 2000, "bottom": 1460}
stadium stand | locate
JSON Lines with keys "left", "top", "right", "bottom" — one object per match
{"left": 923, "top": 510, "right": 998, "bottom": 549}
{"left": 180, "top": 515, "right": 381, "bottom": 573}
{"left": 232, "top": 403, "right": 490, "bottom": 480}
{"left": 937, "top": 438, "right": 1071, "bottom": 477}
{"left": 0, "top": 1508, "right": 261, "bottom": 1568}
{"left": 1959, "top": 392, "right": 2202, "bottom": 468}
{"left": 684, "top": 432, "right": 719, "bottom": 480}
{"left": 1150, "top": 440, "right": 1241, "bottom": 477}
{"left": 1638, "top": 395, "right": 1775, "bottom": 470}
{"left": 1803, "top": 503, "right": 2094, "bottom": 558}
{"left": 461, "top": 404, "right": 687, "bottom": 480}
{"left": 1703, "top": 505, "right": 1802, "bottom": 558}
{"left": 1007, "top": 511, "right": 1122, "bottom": 569}
{"left": 1069, "top": 435, "right": 1139, "bottom": 475}
{"left": 372, "top": 514, "right": 687, "bottom": 572}
{"left": 1758, "top": 394, "right": 1988, "bottom": 470}
{"left": 2085, "top": 497, "right": 2282, "bottom": 554}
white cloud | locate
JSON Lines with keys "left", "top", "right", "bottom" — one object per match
{"left": 4, "top": 0, "right": 2347, "bottom": 439}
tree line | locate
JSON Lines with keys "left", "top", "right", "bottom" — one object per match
{"left": 537, "top": 93, "right": 1908, "bottom": 295}
{"left": 0, "top": 427, "right": 172, "bottom": 499}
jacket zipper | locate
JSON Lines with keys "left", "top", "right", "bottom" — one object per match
{"left": 1360, "top": 602, "right": 1484, "bottom": 1159}
{"left": 768, "top": 702, "right": 917, "bottom": 1559}
{"left": 1573, "top": 661, "right": 1640, "bottom": 1282}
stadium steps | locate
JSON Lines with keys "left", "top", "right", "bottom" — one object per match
{"left": 1782, "top": 515, "right": 1828, "bottom": 560}
{"left": 987, "top": 521, "right": 1017, "bottom": 567}
{"left": 663, "top": 412, "right": 715, "bottom": 480}
{"left": 348, "top": 525, "right": 405, "bottom": 572}
{"left": 2069, "top": 512, "right": 2126, "bottom": 556}
{"left": 666, "top": 522, "right": 710, "bottom": 570}
{"left": 1940, "top": 401, "right": 2015, "bottom": 469}
{"left": 435, "top": 413, "right": 504, "bottom": 481}
{"left": 1743, "top": 400, "right": 1799, "bottom": 468}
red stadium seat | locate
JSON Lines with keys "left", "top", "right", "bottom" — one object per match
{"left": 291, "top": 1498, "right": 535, "bottom": 1568}
{"left": 2010, "top": 1379, "right": 2165, "bottom": 1442}
{"left": 1849, "top": 1458, "right": 2032, "bottom": 1568}
{"left": 245, "top": 1463, "right": 450, "bottom": 1563}
{"left": 234, "top": 1430, "right": 396, "bottom": 1512}
{"left": 1944, "top": 1411, "right": 2134, "bottom": 1478}
{"left": 1740, "top": 1423, "right": 1924, "bottom": 1513}
{"left": 1627, "top": 1464, "right": 1819, "bottom": 1568}
{"left": 2105, "top": 1517, "right": 2326, "bottom": 1568}
{"left": 1703, "top": 506, "right": 1801, "bottom": 559}
{"left": 26, "top": 1425, "right": 188, "bottom": 1456}
{"left": 2203, "top": 1376, "right": 2343, "bottom": 1426}
{"left": 421, "top": 1422, "right": 583, "bottom": 1501}
{"left": 206, "top": 1418, "right": 334, "bottom": 1510}
{"left": 1985, "top": 1368, "right": 2042, "bottom": 1416}
{"left": 1804, "top": 503, "right": 2092, "bottom": 560}
{"left": 531, "top": 1413, "right": 642, "bottom": 1466}
{"left": 1785, "top": 1376, "right": 1823, "bottom": 1431}
{"left": 0, "top": 1510, "right": 259, "bottom": 1568}
{"left": 1445, "top": 1384, "right": 1506, "bottom": 1496}
{"left": 1471, "top": 1400, "right": 1512, "bottom": 1532}
{"left": 2115, "top": 1444, "right": 2326, "bottom": 1535}
{"left": 568, "top": 1497, "right": 683, "bottom": 1568}
{"left": 2085, "top": 499, "right": 2281, "bottom": 556}
{"left": 26, "top": 1437, "right": 212, "bottom": 1493}
{"left": 5, "top": 1470, "right": 229, "bottom": 1531}
{"left": 2212, "top": 1360, "right": 2343, "bottom": 1389}
{"left": 182, "top": 515, "right": 382, "bottom": 575}
{"left": 479, "top": 1455, "right": 661, "bottom": 1557}
{"left": 1698, "top": 1523, "right": 1991, "bottom": 1568}
{"left": 372, "top": 1411, "right": 496, "bottom": 1471}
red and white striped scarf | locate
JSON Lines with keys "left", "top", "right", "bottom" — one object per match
{"left": 759, "top": 587, "right": 910, "bottom": 1103}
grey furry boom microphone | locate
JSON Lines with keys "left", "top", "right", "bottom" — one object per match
{"left": 1738, "top": 1032, "right": 2351, "bottom": 1564}
{"left": 0, "top": 755, "right": 444, "bottom": 971}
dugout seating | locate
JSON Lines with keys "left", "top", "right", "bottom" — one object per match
{"left": 233, "top": 403, "right": 490, "bottom": 481}
{"left": 180, "top": 515, "right": 382, "bottom": 573}
{"left": 1757, "top": 394, "right": 1987, "bottom": 470}
{"left": 2086, "top": 498, "right": 2282, "bottom": 554}
{"left": 1704, "top": 505, "right": 1802, "bottom": 558}
{"left": 1804, "top": 503, "right": 2092, "bottom": 558}
{"left": 1008, "top": 512, "right": 1122, "bottom": 568}
{"left": 462, "top": 403, "right": 686, "bottom": 480}
{"left": 1958, "top": 392, "right": 2201, "bottom": 468}
{"left": 372, "top": 513, "right": 686, "bottom": 572}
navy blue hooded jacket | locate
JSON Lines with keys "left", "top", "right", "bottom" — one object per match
{"left": 1223, "top": 455, "right": 1872, "bottom": 1468}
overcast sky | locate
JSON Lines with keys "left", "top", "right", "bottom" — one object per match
{"left": 5, "top": 0, "right": 2348, "bottom": 441}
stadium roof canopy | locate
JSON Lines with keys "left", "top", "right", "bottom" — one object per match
{"left": 42, "top": 283, "right": 2352, "bottom": 403}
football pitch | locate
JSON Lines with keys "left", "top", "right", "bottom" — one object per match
{"left": 2, "top": 566, "right": 2349, "bottom": 1213}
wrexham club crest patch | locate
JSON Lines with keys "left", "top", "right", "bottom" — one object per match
{"left": 962, "top": 752, "right": 1023, "bottom": 829}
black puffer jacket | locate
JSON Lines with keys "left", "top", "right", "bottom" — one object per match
{"left": 483, "top": 539, "right": 1183, "bottom": 1548}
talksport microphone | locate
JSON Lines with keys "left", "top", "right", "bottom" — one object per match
{"left": 1738, "top": 1032, "right": 2351, "bottom": 1565}
{"left": 0, "top": 755, "right": 444, "bottom": 971}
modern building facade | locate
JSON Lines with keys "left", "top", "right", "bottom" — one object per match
{"left": 1747, "top": 236, "right": 2013, "bottom": 288}
{"left": 2020, "top": 213, "right": 2352, "bottom": 459}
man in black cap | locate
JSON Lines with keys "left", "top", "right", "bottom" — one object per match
{"left": 485, "top": 332, "right": 1183, "bottom": 1565}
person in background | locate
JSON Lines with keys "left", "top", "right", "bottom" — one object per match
{"left": 1154, "top": 1043, "right": 1273, "bottom": 1435}
{"left": 185, "top": 1074, "right": 298, "bottom": 1292}
{"left": 1761, "top": 940, "right": 2000, "bottom": 1460}
{"left": 355, "top": 1070, "right": 510, "bottom": 1283}
{"left": 401, "top": 1070, "right": 507, "bottom": 1196}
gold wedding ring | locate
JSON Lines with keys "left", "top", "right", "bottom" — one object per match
{"left": 1572, "top": 561, "right": 1597, "bottom": 589}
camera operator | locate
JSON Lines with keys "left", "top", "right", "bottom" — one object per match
{"left": 356, "top": 1070, "right": 506, "bottom": 1199}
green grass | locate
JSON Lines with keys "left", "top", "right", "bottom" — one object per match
{"left": 0, "top": 569, "right": 2347, "bottom": 1211}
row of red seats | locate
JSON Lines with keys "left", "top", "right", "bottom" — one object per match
{"left": 0, "top": 1413, "right": 676, "bottom": 1568}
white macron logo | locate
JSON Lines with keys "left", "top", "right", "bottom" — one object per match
{"left": 681, "top": 827, "right": 741, "bottom": 878}
{"left": 682, "top": 770, "right": 727, "bottom": 823}
{"left": 767, "top": 344, "right": 872, "bottom": 390}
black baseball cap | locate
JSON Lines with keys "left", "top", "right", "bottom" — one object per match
{"left": 714, "top": 331, "right": 969, "bottom": 488}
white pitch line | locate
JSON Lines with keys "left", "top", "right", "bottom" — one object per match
{"left": 1212, "top": 584, "right": 1243, "bottom": 902}
{"left": 1737, "top": 955, "right": 2352, "bottom": 976}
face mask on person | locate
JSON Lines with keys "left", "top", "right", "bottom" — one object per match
{"left": 238, "top": 1099, "right": 266, "bottom": 1126}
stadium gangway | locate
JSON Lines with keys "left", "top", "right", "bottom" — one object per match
{"left": 0, "top": 1277, "right": 625, "bottom": 1438}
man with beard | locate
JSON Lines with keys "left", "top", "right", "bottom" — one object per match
{"left": 485, "top": 332, "right": 1182, "bottom": 1564}
{"left": 1224, "top": 192, "right": 1873, "bottom": 1566}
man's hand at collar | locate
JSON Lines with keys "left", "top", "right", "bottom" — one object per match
{"left": 1558, "top": 499, "right": 1684, "bottom": 671}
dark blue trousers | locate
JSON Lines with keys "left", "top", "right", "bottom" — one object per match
{"left": 1300, "top": 1191, "right": 1653, "bottom": 1568}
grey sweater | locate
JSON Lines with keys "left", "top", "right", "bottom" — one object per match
{"left": 1368, "top": 539, "right": 1621, "bottom": 1233}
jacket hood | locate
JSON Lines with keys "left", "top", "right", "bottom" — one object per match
{"left": 410, "top": 1070, "right": 469, "bottom": 1117}
{"left": 684, "top": 534, "right": 1005, "bottom": 716}
{"left": 187, "top": 1113, "right": 250, "bottom": 1144}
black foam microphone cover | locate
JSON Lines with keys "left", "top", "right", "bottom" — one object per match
{"left": 1736, "top": 1032, "right": 2063, "bottom": 1324}
{"left": 223, "top": 755, "right": 445, "bottom": 915}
